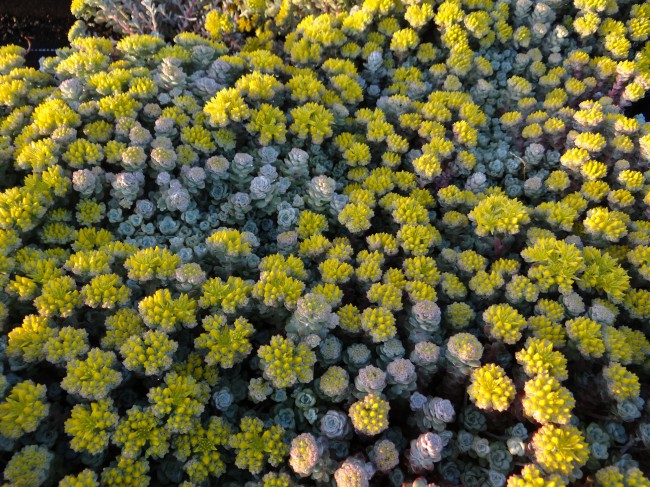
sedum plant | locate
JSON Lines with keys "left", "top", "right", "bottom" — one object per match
{"left": 0, "top": 0, "right": 650, "bottom": 483}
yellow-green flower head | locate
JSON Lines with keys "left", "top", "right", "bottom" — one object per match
{"left": 339, "top": 202, "right": 374, "bottom": 234}
{"left": 182, "top": 420, "right": 231, "bottom": 480}
{"left": 289, "top": 103, "right": 334, "bottom": 144}
{"left": 120, "top": 330, "right": 178, "bottom": 376}
{"left": 112, "top": 406, "right": 170, "bottom": 459}
{"left": 65, "top": 249, "right": 112, "bottom": 277}
{"left": 349, "top": 392, "right": 390, "bottom": 436}
{"left": 483, "top": 303, "right": 527, "bottom": 344}
{"left": 229, "top": 417, "right": 288, "bottom": 474}
{"left": 101, "top": 308, "right": 146, "bottom": 351}
{"left": 521, "top": 237, "right": 585, "bottom": 294}
{"left": 138, "top": 289, "right": 197, "bottom": 333}
{"left": 367, "top": 282, "right": 403, "bottom": 311}
{"left": 565, "top": 316, "right": 605, "bottom": 359}
{"left": 445, "top": 301, "right": 475, "bottom": 329}
{"left": 397, "top": 224, "right": 441, "bottom": 256}
{"left": 319, "top": 366, "right": 350, "bottom": 399}
{"left": 205, "top": 10, "right": 235, "bottom": 40}
{"left": 507, "top": 464, "right": 567, "bottom": 487}
{"left": 204, "top": 87, "right": 250, "bottom": 127}
{"left": 361, "top": 306, "right": 397, "bottom": 343}
{"left": 260, "top": 471, "right": 292, "bottom": 487}
{"left": 289, "top": 433, "right": 320, "bottom": 477}
{"left": 447, "top": 332, "right": 484, "bottom": 367}
{"left": 206, "top": 228, "right": 255, "bottom": 258}
{"left": 441, "top": 272, "right": 468, "bottom": 301}
{"left": 3, "top": 445, "right": 54, "bottom": 487}
{"left": 337, "top": 304, "right": 362, "bottom": 333}
{"left": 65, "top": 398, "right": 119, "bottom": 455}
{"left": 195, "top": 314, "right": 254, "bottom": 368}
{"left": 624, "top": 467, "right": 650, "bottom": 487}
{"left": 199, "top": 276, "right": 253, "bottom": 314}
{"left": 594, "top": 465, "right": 626, "bottom": 487}
{"left": 100, "top": 455, "right": 150, "bottom": 487}
{"left": 457, "top": 250, "right": 488, "bottom": 273}
{"left": 583, "top": 207, "right": 629, "bottom": 242}
{"left": 172, "top": 351, "right": 218, "bottom": 387}
{"left": 297, "top": 210, "right": 328, "bottom": 239}
{"left": 44, "top": 326, "right": 89, "bottom": 364}
{"left": 0, "top": 380, "right": 49, "bottom": 439}
{"left": 467, "top": 363, "right": 516, "bottom": 412}
{"left": 253, "top": 269, "right": 306, "bottom": 310}
{"left": 247, "top": 104, "right": 288, "bottom": 146}
{"left": 6, "top": 314, "right": 56, "bottom": 362}
{"left": 32, "top": 98, "right": 81, "bottom": 134}
{"left": 602, "top": 325, "right": 649, "bottom": 364}
{"left": 147, "top": 372, "right": 207, "bottom": 434}
{"left": 580, "top": 247, "right": 630, "bottom": 303}
{"left": 506, "top": 274, "right": 539, "bottom": 303}
{"left": 258, "top": 335, "right": 316, "bottom": 389}
{"left": 532, "top": 424, "right": 589, "bottom": 476}
{"left": 602, "top": 362, "right": 641, "bottom": 402}
{"left": 625, "top": 282, "right": 650, "bottom": 320}
{"left": 81, "top": 273, "right": 130, "bottom": 309}
{"left": 468, "top": 194, "right": 530, "bottom": 237}
{"left": 516, "top": 338, "right": 569, "bottom": 381}
{"left": 320, "top": 258, "right": 354, "bottom": 284}
{"left": 61, "top": 348, "right": 122, "bottom": 400}
{"left": 124, "top": 246, "right": 180, "bottom": 282}
{"left": 405, "top": 3, "right": 435, "bottom": 29}
{"left": 59, "top": 469, "right": 99, "bottom": 487}
{"left": 403, "top": 255, "right": 441, "bottom": 286}
{"left": 523, "top": 373, "right": 575, "bottom": 425}
{"left": 34, "top": 275, "right": 81, "bottom": 318}
{"left": 287, "top": 72, "right": 326, "bottom": 104}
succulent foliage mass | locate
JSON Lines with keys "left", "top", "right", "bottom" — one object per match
{"left": 0, "top": 0, "right": 650, "bottom": 485}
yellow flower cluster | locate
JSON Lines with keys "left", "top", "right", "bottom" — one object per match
{"left": 467, "top": 363, "right": 516, "bottom": 412}
{"left": 532, "top": 424, "right": 589, "bottom": 476}
{"left": 565, "top": 316, "right": 605, "bottom": 359}
{"left": 0, "top": 380, "right": 49, "bottom": 439}
{"left": 124, "top": 246, "right": 180, "bottom": 282}
{"left": 204, "top": 87, "right": 250, "bottom": 127}
{"left": 147, "top": 372, "right": 207, "bottom": 434}
{"left": 349, "top": 393, "right": 390, "bottom": 435}
{"left": 516, "top": 338, "right": 568, "bottom": 380}
{"left": 603, "top": 325, "right": 650, "bottom": 364}
{"left": 523, "top": 373, "right": 575, "bottom": 425}
{"left": 507, "top": 464, "right": 567, "bottom": 487}
{"left": 3, "top": 445, "right": 54, "bottom": 487}
{"left": 120, "top": 330, "right": 178, "bottom": 376}
{"left": 44, "top": 326, "right": 89, "bottom": 364}
{"left": 229, "top": 417, "right": 288, "bottom": 474}
{"left": 361, "top": 306, "right": 397, "bottom": 343}
{"left": 482, "top": 303, "right": 526, "bottom": 344}
{"left": 258, "top": 335, "right": 316, "bottom": 388}
{"left": 65, "top": 398, "right": 119, "bottom": 454}
{"left": 602, "top": 362, "right": 640, "bottom": 402}
{"left": 138, "top": 289, "right": 197, "bottom": 332}
{"left": 61, "top": 348, "right": 122, "bottom": 400}
{"left": 521, "top": 237, "right": 585, "bottom": 294}
{"left": 81, "top": 273, "right": 130, "bottom": 309}
{"left": 468, "top": 193, "right": 530, "bottom": 237}
{"left": 195, "top": 314, "right": 254, "bottom": 368}
{"left": 113, "top": 406, "right": 170, "bottom": 459}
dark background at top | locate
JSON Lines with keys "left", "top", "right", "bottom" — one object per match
{"left": 1, "top": 0, "right": 73, "bottom": 19}
{"left": 0, "top": 0, "right": 73, "bottom": 66}
{"left": 0, "top": 0, "right": 648, "bottom": 117}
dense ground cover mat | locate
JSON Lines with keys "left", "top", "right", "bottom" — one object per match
{"left": 1, "top": 0, "right": 650, "bottom": 485}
